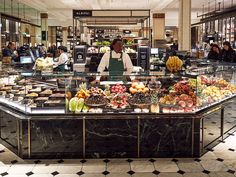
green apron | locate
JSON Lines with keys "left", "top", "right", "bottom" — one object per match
{"left": 108, "top": 51, "right": 125, "bottom": 81}
{"left": 56, "top": 64, "right": 65, "bottom": 72}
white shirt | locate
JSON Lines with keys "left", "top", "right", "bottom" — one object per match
{"left": 97, "top": 51, "right": 133, "bottom": 75}
{"left": 53, "top": 52, "right": 68, "bottom": 68}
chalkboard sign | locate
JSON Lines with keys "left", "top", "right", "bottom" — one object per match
{"left": 73, "top": 45, "right": 87, "bottom": 64}
{"left": 137, "top": 46, "right": 150, "bottom": 71}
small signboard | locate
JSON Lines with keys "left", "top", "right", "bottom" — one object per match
{"left": 137, "top": 46, "right": 150, "bottom": 71}
{"left": 73, "top": 10, "right": 92, "bottom": 18}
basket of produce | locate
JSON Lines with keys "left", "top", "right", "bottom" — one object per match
{"left": 85, "top": 95, "right": 108, "bottom": 107}
{"left": 107, "top": 84, "right": 130, "bottom": 109}
{"left": 128, "top": 92, "right": 151, "bottom": 109}
{"left": 108, "top": 93, "right": 129, "bottom": 109}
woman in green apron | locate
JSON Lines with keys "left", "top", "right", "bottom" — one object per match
{"left": 96, "top": 39, "right": 133, "bottom": 81}
{"left": 53, "top": 46, "right": 69, "bottom": 72}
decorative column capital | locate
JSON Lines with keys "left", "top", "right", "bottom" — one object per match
{"left": 40, "top": 13, "right": 48, "bottom": 19}
{"left": 153, "top": 13, "right": 165, "bottom": 19}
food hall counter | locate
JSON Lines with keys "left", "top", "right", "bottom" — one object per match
{"left": 0, "top": 70, "right": 236, "bottom": 159}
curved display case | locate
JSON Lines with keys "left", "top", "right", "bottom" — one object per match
{"left": 0, "top": 66, "right": 236, "bottom": 159}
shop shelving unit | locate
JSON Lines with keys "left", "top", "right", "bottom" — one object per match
{"left": 192, "top": 0, "right": 236, "bottom": 47}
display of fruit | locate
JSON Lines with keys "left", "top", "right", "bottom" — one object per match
{"left": 87, "top": 47, "right": 98, "bottom": 53}
{"left": 69, "top": 97, "right": 90, "bottom": 113}
{"left": 111, "top": 84, "right": 126, "bottom": 94}
{"left": 129, "top": 82, "right": 149, "bottom": 94}
{"left": 128, "top": 92, "right": 151, "bottom": 105}
{"left": 160, "top": 92, "right": 196, "bottom": 112}
{"left": 89, "top": 87, "right": 105, "bottom": 96}
{"left": 173, "top": 80, "right": 192, "bottom": 94}
{"left": 213, "top": 78, "right": 228, "bottom": 87}
{"left": 125, "top": 47, "right": 136, "bottom": 53}
{"left": 202, "top": 86, "right": 223, "bottom": 102}
{"left": 99, "top": 46, "right": 110, "bottom": 53}
{"left": 85, "top": 95, "right": 108, "bottom": 106}
{"left": 102, "top": 41, "right": 111, "bottom": 46}
{"left": 166, "top": 56, "right": 183, "bottom": 73}
{"left": 75, "top": 98, "right": 85, "bottom": 113}
{"left": 199, "top": 75, "right": 215, "bottom": 85}
{"left": 109, "top": 93, "right": 129, "bottom": 109}
{"left": 188, "top": 78, "right": 204, "bottom": 91}
{"left": 76, "top": 83, "right": 90, "bottom": 99}
{"left": 69, "top": 97, "right": 79, "bottom": 112}
{"left": 159, "top": 94, "right": 176, "bottom": 105}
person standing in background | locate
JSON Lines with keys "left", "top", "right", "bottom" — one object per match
{"left": 53, "top": 46, "right": 69, "bottom": 71}
{"left": 222, "top": 41, "right": 236, "bottom": 62}
{"left": 2, "top": 42, "right": 18, "bottom": 62}
{"left": 207, "top": 44, "right": 222, "bottom": 61}
{"left": 48, "top": 44, "right": 57, "bottom": 58}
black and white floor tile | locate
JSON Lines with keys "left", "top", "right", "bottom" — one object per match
{"left": 0, "top": 132, "right": 236, "bottom": 177}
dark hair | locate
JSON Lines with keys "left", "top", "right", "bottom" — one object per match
{"left": 110, "top": 38, "right": 122, "bottom": 50}
{"left": 211, "top": 44, "right": 220, "bottom": 51}
{"left": 7, "top": 42, "right": 14, "bottom": 47}
{"left": 223, "top": 41, "right": 232, "bottom": 50}
{"left": 58, "top": 46, "right": 67, "bottom": 52}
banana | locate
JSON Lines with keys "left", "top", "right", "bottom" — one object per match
{"left": 166, "top": 56, "right": 183, "bottom": 73}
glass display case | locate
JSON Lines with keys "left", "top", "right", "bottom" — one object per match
{"left": 0, "top": 65, "right": 236, "bottom": 159}
{"left": 0, "top": 65, "right": 235, "bottom": 115}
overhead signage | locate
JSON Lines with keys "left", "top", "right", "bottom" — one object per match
{"left": 123, "top": 30, "right": 131, "bottom": 34}
{"left": 73, "top": 10, "right": 92, "bottom": 18}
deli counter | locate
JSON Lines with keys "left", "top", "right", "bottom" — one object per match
{"left": 0, "top": 66, "right": 236, "bottom": 159}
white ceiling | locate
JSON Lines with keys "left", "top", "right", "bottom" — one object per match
{"left": 19, "top": 0, "right": 235, "bottom": 27}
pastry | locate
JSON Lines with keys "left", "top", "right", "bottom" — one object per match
{"left": 29, "top": 87, "right": 42, "bottom": 92}
{"left": 17, "top": 90, "right": 28, "bottom": 95}
{"left": 26, "top": 93, "right": 38, "bottom": 97}
{"left": 1, "top": 86, "right": 12, "bottom": 91}
{"left": 40, "top": 89, "right": 53, "bottom": 95}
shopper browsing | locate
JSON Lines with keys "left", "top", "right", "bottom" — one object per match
{"left": 221, "top": 41, "right": 236, "bottom": 62}
{"left": 207, "top": 44, "right": 222, "bottom": 61}
{"left": 97, "top": 38, "right": 133, "bottom": 78}
{"left": 53, "top": 46, "right": 69, "bottom": 71}
{"left": 2, "top": 42, "right": 18, "bottom": 62}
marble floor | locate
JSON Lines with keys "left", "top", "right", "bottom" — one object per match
{"left": 0, "top": 132, "right": 236, "bottom": 177}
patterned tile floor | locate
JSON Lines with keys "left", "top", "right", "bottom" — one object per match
{"left": 0, "top": 132, "right": 236, "bottom": 177}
